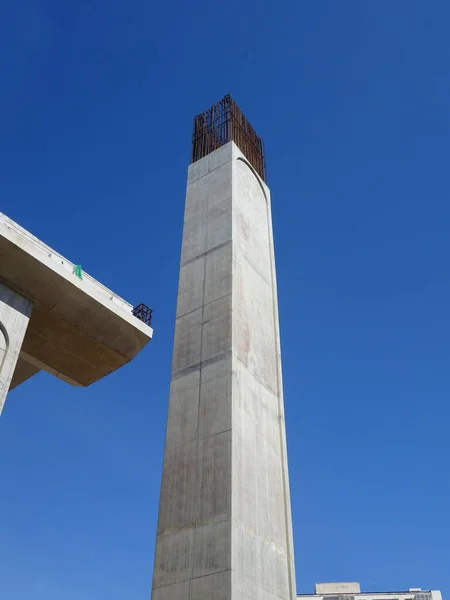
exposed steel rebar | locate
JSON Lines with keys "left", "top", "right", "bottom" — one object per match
{"left": 191, "top": 94, "right": 266, "bottom": 182}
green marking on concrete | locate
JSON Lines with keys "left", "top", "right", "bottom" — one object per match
{"left": 73, "top": 265, "right": 83, "bottom": 280}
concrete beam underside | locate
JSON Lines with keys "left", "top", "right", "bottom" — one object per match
{"left": 9, "top": 354, "right": 40, "bottom": 390}
{"left": 151, "top": 143, "right": 296, "bottom": 599}
{"left": 0, "top": 212, "right": 153, "bottom": 405}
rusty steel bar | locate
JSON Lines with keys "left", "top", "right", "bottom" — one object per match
{"left": 191, "top": 94, "right": 266, "bottom": 182}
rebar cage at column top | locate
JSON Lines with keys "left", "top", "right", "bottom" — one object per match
{"left": 191, "top": 94, "right": 266, "bottom": 182}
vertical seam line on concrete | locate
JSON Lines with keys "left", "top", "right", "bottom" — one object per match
{"left": 230, "top": 148, "right": 235, "bottom": 588}
{"left": 188, "top": 158, "right": 209, "bottom": 600}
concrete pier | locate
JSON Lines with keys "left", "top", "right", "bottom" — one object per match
{"left": 151, "top": 142, "right": 296, "bottom": 599}
{"left": 0, "top": 211, "right": 153, "bottom": 414}
{"left": 0, "top": 283, "right": 33, "bottom": 413}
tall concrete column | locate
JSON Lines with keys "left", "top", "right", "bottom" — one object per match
{"left": 151, "top": 140, "right": 296, "bottom": 600}
{"left": 0, "top": 282, "right": 33, "bottom": 414}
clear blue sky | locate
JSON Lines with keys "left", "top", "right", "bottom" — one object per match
{"left": 1, "top": 1, "right": 449, "bottom": 598}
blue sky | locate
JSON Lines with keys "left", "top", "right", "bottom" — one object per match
{"left": 1, "top": 1, "right": 449, "bottom": 598}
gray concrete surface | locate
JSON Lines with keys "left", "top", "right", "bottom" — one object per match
{"left": 0, "top": 283, "right": 33, "bottom": 413}
{"left": 0, "top": 212, "right": 152, "bottom": 414}
{"left": 151, "top": 142, "right": 296, "bottom": 599}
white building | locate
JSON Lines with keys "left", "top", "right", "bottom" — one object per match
{"left": 298, "top": 582, "right": 442, "bottom": 600}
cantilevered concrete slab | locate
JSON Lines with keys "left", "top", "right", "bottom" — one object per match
{"left": 0, "top": 211, "right": 153, "bottom": 414}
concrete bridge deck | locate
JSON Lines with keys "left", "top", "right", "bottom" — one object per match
{"left": 0, "top": 211, "right": 152, "bottom": 412}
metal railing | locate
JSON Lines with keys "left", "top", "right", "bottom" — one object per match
{"left": 132, "top": 304, "right": 153, "bottom": 327}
